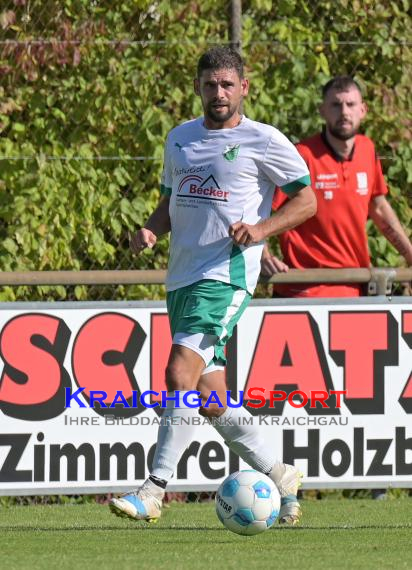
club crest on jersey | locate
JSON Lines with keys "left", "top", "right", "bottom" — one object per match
{"left": 223, "top": 144, "right": 240, "bottom": 161}
{"left": 177, "top": 174, "right": 229, "bottom": 202}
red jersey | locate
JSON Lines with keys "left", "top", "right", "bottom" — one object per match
{"left": 273, "top": 132, "right": 388, "bottom": 298}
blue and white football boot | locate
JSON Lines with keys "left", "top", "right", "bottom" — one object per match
{"left": 268, "top": 463, "right": 302, "bottom": 525}
{"left": 110, "top": 479, "right": 164, "bottom": 523}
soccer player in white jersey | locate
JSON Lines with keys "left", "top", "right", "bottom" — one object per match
{"left": 110, "top": 46, "right": 317, "bottom": 525}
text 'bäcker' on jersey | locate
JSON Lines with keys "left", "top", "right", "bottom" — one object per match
{"left": 178, "top": 174, "right": 230, "bottom": 204}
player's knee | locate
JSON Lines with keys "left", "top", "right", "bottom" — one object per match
{"left": 165, "top": 360, "right": 194, "bottom": 392}
{"left": 197, "top": 382, "right": 227, "bottom": 417}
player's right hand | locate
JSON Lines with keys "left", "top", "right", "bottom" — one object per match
{"left": 129, "top": 228, "right": 157, "bottom": 254}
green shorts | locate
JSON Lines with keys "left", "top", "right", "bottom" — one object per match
{"left": 166, "top": 279, "right": 252, "bottom": 366}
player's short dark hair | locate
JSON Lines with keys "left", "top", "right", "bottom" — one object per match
{"left": 197, "top": 46, "right": 244, "bottom": 79}
{"left": 322, "top": 76, "right": 363, "bottom": 99}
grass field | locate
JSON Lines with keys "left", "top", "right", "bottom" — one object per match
{"left": 1, "top": 498, "right": 411, "bottom": 570}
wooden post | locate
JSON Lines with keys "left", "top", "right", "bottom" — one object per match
{"left": 230, "top": 0, "right": 242, "bottom": 54}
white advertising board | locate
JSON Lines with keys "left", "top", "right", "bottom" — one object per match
{"left": 0, "top": 297, "right": 411, "bottom": 494}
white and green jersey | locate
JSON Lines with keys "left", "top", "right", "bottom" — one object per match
{"left": 161, "top": 116, "right": 310, "bottom": 294}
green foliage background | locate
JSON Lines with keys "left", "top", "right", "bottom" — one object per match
{"left": 0, "top": 0, "right": 411, "bottom": 301}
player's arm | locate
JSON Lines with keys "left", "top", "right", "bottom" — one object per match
{"left": 230, "top": 186, "right": 316, "bottom": 246}
{"left": 368, "top": 195, "right": 412, "bottom": 266}
{"left": 130, "top": 196, "right": 171, "bottom": 254}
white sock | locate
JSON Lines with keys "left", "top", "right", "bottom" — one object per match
{"left": 151, "top": 391, "right": 199, "bottom": 482}
{"left": 213, "top": 405, "right": 277, "bottom": 474}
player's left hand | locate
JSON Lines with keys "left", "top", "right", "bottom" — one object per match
{"left": 229, "top": 221, "right": 263, "bottom": 246}
{"left": 261, "top": 255, "right": 289, "bottom": 276}
{"left": 401, "top": 281, "right": 412, "bottom": 296}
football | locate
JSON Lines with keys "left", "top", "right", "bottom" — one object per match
{"left": 215, "top": 469, "right": 281, "bottom": 536}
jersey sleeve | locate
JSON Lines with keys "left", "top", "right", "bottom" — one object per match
{"left": 160, "top": 135, "right": 173, "bottom": 197}
{"left": 372, "top": 154, "right": 389, "bottom": 197}
{"left": 261, "top": 131, "right": 311, "bottom": 196}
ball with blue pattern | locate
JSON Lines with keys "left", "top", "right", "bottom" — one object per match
{"left": 215, "top": 470, "right": 280, "bottom": 536}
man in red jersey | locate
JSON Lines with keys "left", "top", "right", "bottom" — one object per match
{"left": 262, "top": 76, "right": 412, "bottom": 297}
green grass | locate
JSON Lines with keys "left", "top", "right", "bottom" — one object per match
{"left": 0, "top": 499, "right": 411, "bottom": 570}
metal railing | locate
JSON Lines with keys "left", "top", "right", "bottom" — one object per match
{"left": 0, "top": 267, "right": 410, "bottom": 296}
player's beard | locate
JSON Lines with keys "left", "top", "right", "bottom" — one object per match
{"left": 328, "top": 121, "right": 359, "bottom": 141}
{"left": 205, "top": 100, "right": 239, "bottom": 124}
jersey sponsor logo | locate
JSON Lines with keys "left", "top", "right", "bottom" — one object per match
{"left": 316, "top": 181, "right": 338, "bottom": 190}
{"left": 173, "top": 165, "right": 209, "bottom": 176}
{"left": 356, "top": 172, "right": 368, "bottom": 195}
{"left": 317, "top": 173, "right": 338, "bottom": 180}
{"left": 177, "top": 174, "right": 229, "bottom": 202}
{"left": 316, "top": 173, "right": 339, "bottom": 190}
{"left": 223, "top": 144, "right": 240, "bottom": 161}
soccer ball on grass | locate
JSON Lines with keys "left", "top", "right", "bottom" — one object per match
{"left": 215, "top": 469, "right": 280, "bottom": 536}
